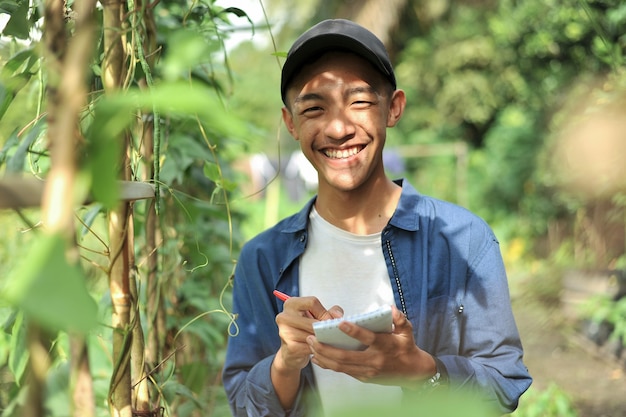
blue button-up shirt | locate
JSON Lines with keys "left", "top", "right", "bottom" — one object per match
{"left": 223, "top": 179, "right": 531, "bottom": 416}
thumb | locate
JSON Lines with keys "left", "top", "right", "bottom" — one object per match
{"left": 391, "top": 305, "right": 412, "bottom": 332}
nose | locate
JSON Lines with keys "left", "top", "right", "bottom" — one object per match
{"left": 324, "top": 108, "right": 356, "bottom": 141}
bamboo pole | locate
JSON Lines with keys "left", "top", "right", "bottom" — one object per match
{"left": 141, "top": 116, "right": 157, "bottom": 360}
{"left": 66, "top": 5, "right": 99, "bottom": 416}
{"left": 102, "top": 1, "right": 133, "bottom": 416}
{"left": 141, "top": 114, "right": 164, "bottom": 408}
{"left": 127, "top": 1, "right": 153, "bottom": 413}
{"left": 127, "top": 208, "right": 151, "bottom": 413}
{"left": 24, "top": 1, "right": 98, "bottom": 417}
{"left": 24, "top": 324, "right": 49, "bottom": 417}
{"left": 0, "top": 178, "right": 156, "bottom": 209}
{"left": 108, "top": 200, "right": 133, "bottom": 417}
{"left": 124, "top": 2, "right": 165, "bottom": 411}
{"left": 102, "top": 0, "right": 128, "bottom": 92}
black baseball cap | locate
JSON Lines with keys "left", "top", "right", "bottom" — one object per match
{"left": 280, "top": 19, "right": 397, "bottom": 104}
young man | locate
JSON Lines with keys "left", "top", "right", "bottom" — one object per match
{"left": 222, "top": 19, "right": 532, "bottom": 417}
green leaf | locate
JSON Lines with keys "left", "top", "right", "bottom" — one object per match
{"left": 221, "top": 7, "right": 253, "bottom": 31}
{"left": 0, "top": 323, "right": 8, "bottom": 369}
{"left": 1, "top": 48, "right": 38, "bottom": 82}
{"left": 222, "top": 7, "right": 249, "bottom": 19}
{"left": 79, "top": 204, "right": 104, "bottom": 238}
{"left": 161, "top": 30, "right": 216, "bottom": 81}
{"left": 2, "top": 234, "right": 98, "bottom": 333}
{"left": 0, "top": 0, "right": 22, "bottom": 14}
{"left": 0, "top": 82, "right": 14, "bottom": 122}
{"left": 85, "top": 101, "right": 127, "bottom": 209}
{"left": 0, "top": 48, "right": 38, "bottom": 121}
{"left": 0, "top": 128, "right": 20, "bottom": 168}
{"left": 1, "top": 0, "right": 29, "bottom": 39}
{"left": 203, "top": 161, "right": 221, "bottom": 183}
{"left": 5, "top": 116, "right": 45, "bottom": 174}
{"left": 8, "top": 312, "right": 28, "bottom": 385}
{"left": 171, "top": 382, "right": 203, "bottom": 408}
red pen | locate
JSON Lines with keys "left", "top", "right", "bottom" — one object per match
{"left": 273, "top": 290, "right": 291, "bottom": 302}
{"left": 274, "top": 290, "right": 314, "bottom": 317}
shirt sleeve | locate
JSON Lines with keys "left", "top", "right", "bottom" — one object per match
{"left": 225, "top": 355, "right": 310, "bottom": 417}
{"left": 221, "top": 244, "right": 311, "bottom": 417}
{"left": 437, "top": 236, "right": 532, "bottom": 413}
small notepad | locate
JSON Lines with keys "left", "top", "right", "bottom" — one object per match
{"left": 312, "top": 305, "right": 393, "bottom": 350}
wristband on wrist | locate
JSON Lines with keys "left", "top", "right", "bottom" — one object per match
{"left": 432, "top": 356, "right": 449, "bottom": 383}
{"left": 419, "top": 357, "right": 448, "bottom": 393}
{"left": 402, "top": 356, "right": 448, "bottom": 394}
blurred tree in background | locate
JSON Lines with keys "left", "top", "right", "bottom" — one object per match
{"left": 393, "top": 0, "right": 626, "bottom": 267}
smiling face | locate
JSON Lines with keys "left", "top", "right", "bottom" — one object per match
{"left": 282, "top": 51, "right": 405, "bottom": 196}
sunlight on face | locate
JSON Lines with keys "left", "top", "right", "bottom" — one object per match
{"left": 282, "top": 52, "right": 398, "bottom": 193}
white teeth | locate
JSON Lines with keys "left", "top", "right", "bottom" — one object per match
{"left": 325, "top": 147, "right": 360, "bottom": 159}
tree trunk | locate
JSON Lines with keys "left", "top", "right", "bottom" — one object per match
{"left": 348, "top": 0, "right": 408, "bottom": 45}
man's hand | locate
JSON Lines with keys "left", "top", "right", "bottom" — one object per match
{"left": 305, "top": 305, "right": 436, "bottom": 386}
{"left": 274, "top": 296, "right": 343, "bottom": 371}
{"left": 271, "top": 296, "right": 343, "bottom": 409}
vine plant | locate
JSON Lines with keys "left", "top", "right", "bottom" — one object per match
{"left": 0, "top": 1, "right": 253, "bottom": 416}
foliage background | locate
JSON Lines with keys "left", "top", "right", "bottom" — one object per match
{"left": 0, "top": 0, "right": 625, "bottom": 416}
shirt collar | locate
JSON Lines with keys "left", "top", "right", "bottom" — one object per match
{"left": 278, "top": 178, "right": 422, "bottom": 234}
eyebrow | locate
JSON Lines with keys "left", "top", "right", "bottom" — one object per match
{"left": 293, "top": 93, "right": 324, "bottom": 105}
{"left": 293, "top": 86, "right": 379, "bottom": 105}
{"left": 345, "top": 86, "right": 378, "bottom": 97}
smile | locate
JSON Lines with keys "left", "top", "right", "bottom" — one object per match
{"left": 323, "top": 146, "right": 363, "bottom": 159}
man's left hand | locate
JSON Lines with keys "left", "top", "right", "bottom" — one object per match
{"left": 306, "top": 305, "right": 437, "bottom": 386}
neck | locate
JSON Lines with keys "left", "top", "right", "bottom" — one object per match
{"left": 315, "top": 178, "right": 401, "bottom": 235}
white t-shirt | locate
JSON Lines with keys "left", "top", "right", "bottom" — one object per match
{"left": 299, "top": 207, "right": 402, "bottom": 415}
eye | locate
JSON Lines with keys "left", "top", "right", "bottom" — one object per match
{"left": 350, "top": 93, "right": 378, "bottom": 108}
{"left": 302, "top": 106, "right": 323, "bottom": 116}
{"left": 352, "top": 100, "right": 373, "bottom": 108}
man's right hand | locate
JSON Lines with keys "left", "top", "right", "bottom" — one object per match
{"left": 271, "top": 296, "right": 343, "bottom": 408}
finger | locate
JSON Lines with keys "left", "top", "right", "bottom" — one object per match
{"left": 278, "top": 326, "right": 317, "bottom": 359}
{"left": 328, "top": 305, "right": 344, "bottom": 318}
{"left": 309, "top": 348, "right": 344, "bottom": 371}
{"left": 307, "top": 336, "right": 375, "bottom": 378}
{"left": 307, "top": 335, "right": 352, "bottom": 365}
{"left": 391, "top": 305, "right": 412, "bottom": 333}
{"left": 276, "top": 310, "right": 316, "bottom": 337}
{"left": 305, "top": 300, "right": 342, "bottom": 321}
{"left": 338, "top": 321, "right": 377, "bottom": 347}
{"left": 283, "top": 296, "right": 326, "bottom": 321}
{"left": 316, "top": 305, "right": 344, "bottom": 321}
{"left": 278, "top": 324, "right": 314, "bottom": 343}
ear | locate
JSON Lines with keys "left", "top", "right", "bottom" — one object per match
{"left": 282, "top": 106, "right": 299, "bottom": 140}
{"left": 386, "top": 89, "right": 406, "bottom": 128}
